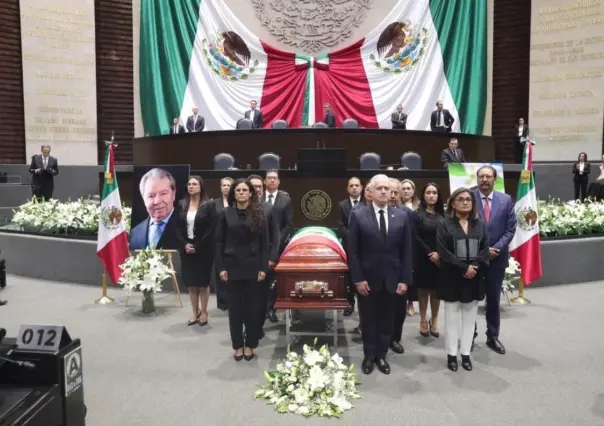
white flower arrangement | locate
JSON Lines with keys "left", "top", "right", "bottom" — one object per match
{"left": 502, "top": 256, "right": 521, "bottom": 293}
{"left": 254, "top": 339, "right": 360, "bottom": 418}
{"left": 11, "top": 198, "right": 131, "bottom": 236}
{"left": 118, "top": 248, "right": 174, "bottom": 295}
{"left": 539, "top": 198, "right": 604, "bottom": 237}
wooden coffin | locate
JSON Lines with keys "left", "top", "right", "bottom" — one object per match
{"left": 274, "top": 227, "right": 349, "bottom": 310}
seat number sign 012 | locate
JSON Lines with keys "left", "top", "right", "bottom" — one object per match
{"left": 16, "top": 324, "right": 65, "bottom": 352}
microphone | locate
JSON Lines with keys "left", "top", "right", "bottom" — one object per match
{"left": 0, "top": 356, "right": 36, "bottom": 369}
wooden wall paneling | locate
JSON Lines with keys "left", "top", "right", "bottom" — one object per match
{"left": 492, "top": 0, "right": 532, "bottom": 163}
{"left": 0, "top": 1, "right": 26, "bottom": 164}
{"left": 95, "top": 0, "right": 134, "bottom": 164}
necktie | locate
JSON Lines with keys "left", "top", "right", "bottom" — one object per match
{"left": 43, "top": 157, "right": 47, "bottom": 169}
{"left": 452, "top": 149, "right": 457, "bottom": 161}
{"left": 150, "top": 221, "right": 165, "bottom": 248}
{"left": 353, "top": 199, "right": 358, "bottom": 207}
{"left": 483, "top": 198, "right": 491, "bottom": 222}
{"left": 438, "top": 111, "right": 442, "bottom": 126}
{"left": 268, "top": 194, "right": 274, "bottom": 205}
{"left": 398, "top": 113, "right": 401, "bottom": 120}
{"left": 379, "top": 210, "right": 387, "bottom": 241}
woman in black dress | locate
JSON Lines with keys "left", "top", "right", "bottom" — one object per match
{"left": 177, "top": 176, "right": 217, "bottom": 326}
{"left": 414, "top": 183, "right": 445, "bottom": 338}
{"left": 437, "top": 187, "right": 489, "bottom": 372}
{"left": 215, "top": 179, "right": 269, "bottom": 361}
{"left": 572, "top": 152, "right": 590, "bottom": 201}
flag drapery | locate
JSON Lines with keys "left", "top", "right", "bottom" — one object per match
{"left": 140, "top": 0, "right": 486, "bottom": 134}
{"left": 509, "top": 138, "right": 543, "bottom": 285}
{"left": 96, "top": 141, "right": 129, "bottom": 284}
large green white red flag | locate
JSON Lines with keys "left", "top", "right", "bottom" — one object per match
{"left": 509, "top": 139, "right": 543, "bottom": 285}
{"left": 96, "top": 141, "right": 129, "bottom": 284}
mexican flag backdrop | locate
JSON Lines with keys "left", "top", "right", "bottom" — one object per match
{"left": 140, "top": 0, "right": 486, "bottom": 134}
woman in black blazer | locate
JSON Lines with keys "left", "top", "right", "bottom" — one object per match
{"left": 572, "top": 152, "right": 590, "bottom": 201}
{"left": 177, "top": 176, "right": 217, "bottom": 326}
{"left": 213, "top": 177, "right": 233, "bottom": 311}
{"left": 215, "top": 178, "right": 269, "bottom": 361}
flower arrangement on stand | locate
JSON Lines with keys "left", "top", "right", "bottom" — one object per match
{"left": 502, "top": 256, "right": 521, "bottom": 305}
{"left": 254, "top": 339, "right": 360, "bottom": 418}
{"left": 118, "top": 248, "right": 174, "bottom": 313}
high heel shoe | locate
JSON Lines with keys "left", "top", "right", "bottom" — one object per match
{"left": 447, "top": 355, "right": 458, "bottom": 372}
{"left": 198, "top": 313, "right": 208, "bottom": 327}
{"left": 187, "top": 312, "right": 201, "bottom": 326}
{"left": 419, "top": 320, "right": 430, "bottom": 337}
{"left": 429, "top": 319, "right": 440, "bottom": 338}
{"left": 233, "top": 350, "right": 244, "bottom": 362}
{"left": 461, "top": 355, "right": 472, "bottom": 371}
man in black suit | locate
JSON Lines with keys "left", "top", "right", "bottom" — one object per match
{"left": 186, "top": 106, "right": 205, "bottom": 132}
{"left": 391, "top": 104, "right": 407, "bottom": 129}
{"left": 440, "top": 138, "right": 466, "bottom": 169}
{"left": 337, "top": 177, "right": 364, "bottom": 316}
{"left": 129, "top": 168, "right": 180, "bottom": 250}
{"left": 170, "top": 117, "right": 185, "bottom": 134}
{"left": 348, "top": 174, "right": 413, "bottom": 375}
{"left": 514, "top": 117, "right": 529, "bottom": 163}
{"left": 322, "top": 103, "right": 336, "bottom": 128}
{"left": 249, "top": 175, "right": 281, "bottom": 337}
{"left": 29, "top": 144, "right": 59, "bottom": 201}
{"left": 263, "top": 169, "right": 293, "bottom": 322}
{"left": 244, "top": 100, "right": 264, "bottom": 129}
{"left": 430, "top": 100, "right": 454, "bottom": 132}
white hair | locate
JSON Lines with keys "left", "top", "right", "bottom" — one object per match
{"left": 139, "top": 168, "right": 176, "bottom": 196}
{"left": 369, "top": 174, "right": 391, "bottom": 188}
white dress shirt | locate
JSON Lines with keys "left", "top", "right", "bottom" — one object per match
{"left": 480, "top": 191, "right": 493, "bottom": 209}
{"left": 186, "top": 210, "right": 196, "bottom": 239}
{"left": 579, "top": 162, "right": 585, "bottom": 174}
{"left": 42, "top": 156, "right": 48, "bottom": 169}
{"left": 249, "top": 109, "right": 255, "bottom": 123}
{"left": 438, "top": 110, "right": 445, "bottom": 127}
{"left": 372, "top": 203, "right": 389, "bottom": 233}
{"left": 518, "top": 125, "right": 524, "bottom": 136}
{"left": 350, "top": 197, "right": 360, "bottom": 207}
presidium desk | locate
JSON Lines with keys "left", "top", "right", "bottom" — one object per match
{"left": 123, "top": 128, "right": 513, "bottom": 228}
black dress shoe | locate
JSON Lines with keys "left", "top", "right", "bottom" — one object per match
{"left": 486, "top": 337, "right": 506, "bottom": 354}
{"left": 375, "top": 358, "right": 390, "bottom": 375}
{"left": 234, "top": 352, "right": 244, "bottom": 362}
{"left": 217, "top": 305, "right": 228, "bottom": 312}
{"left": 461, "top": 355, "right": 472, "bottom": 371}
{"left": 343, "top": 306, "right": 354, "bottom": 316}
{"left": 244, "top": 350, "right": 255, "bottom": 361}
{"left": 447, "top": 355, "right": 458, "bottom": 372}
{"left": 361, "top": 357, "right": 374, "bottom": 375}
{"left": 267, "top": 310, "right": 278, "bottom": 323}
{"left": 390, "top": 341, "right": 405, "bottom": 354}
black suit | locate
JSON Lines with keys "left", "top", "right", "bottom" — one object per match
{"left": 348, "top": 204, "right": 413, "bottom": 359}
{"left": 29, "top": 155, "right": 59, "bottom": 200}
{"left": 170, "top": 124, "right": 186, "bottom": 134}
{"left": 440, "top": 148, "right": 466, "bottom": 169}
{"left": 212, "top": 197, "right": 230, "bottom": 309}
{"left": 572, "top": 162, "right": 591, "bottom": 201}
{"left": 337, "top": 197, "right": 363, "bottom": 307}
{"left": 430, "top": 109, "right": 454, "bottom": 132}
{"left": 514, "top": 125, "right": 529, "bottom": 163}
{"left": 323, "top": 111, "right": 336, "bottom": 128}
{"left": 258, "top": 200, "right": 281, "bottom": 330}
{"left": 128, "top": 210, "right": 181, "bottom": 251}
{"left": 186, "top": 114, "right": 205, "bottom": 132}
{"left": 244, "top": 109, "right": 264, "bottom": 129}
{"left": 391, "top": 112, "right": 408, "bottom": 129}
{"left": 215, "top": 207, "right": 269, "bottom": 350}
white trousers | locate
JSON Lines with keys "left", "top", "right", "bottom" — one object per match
{"left": 444, "top": 301, "right": 479, "bottom": 356}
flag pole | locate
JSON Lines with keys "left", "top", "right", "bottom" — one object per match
{"left": 510, "top": 278, "right": 531, "bottom": 304}
{"left": 95, "top": 272, "right": 115, "bottom": 304}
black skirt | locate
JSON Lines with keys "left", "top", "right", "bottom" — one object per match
{"left": 181, "top": 238, "right": 214, "bottom": 288}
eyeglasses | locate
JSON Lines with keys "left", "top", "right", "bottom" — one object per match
{"left": 455, "top": 197, "right": 473, "bottom": 204}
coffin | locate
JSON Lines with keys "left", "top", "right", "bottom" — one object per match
{"left": 274, "top": 227, "right": 349, "bottom": 310}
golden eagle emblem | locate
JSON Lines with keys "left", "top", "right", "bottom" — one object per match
{"left": 517, "top": 207, "right": 538, "bottom": 231}
{"left": 301, "top": 190, "right": 332, "bottom": 221}
{"left": 202, "top": 31, "right": 260, "bottom": 81}
{"left": 369, "top": 21, "right": 429, "bottom": 74}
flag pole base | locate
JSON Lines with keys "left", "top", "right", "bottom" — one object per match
{"left": 95, "top": 272, "right": 115, "bottom": 305}
{"left": 510, "top": 295, "right": 531, "bottom": 304}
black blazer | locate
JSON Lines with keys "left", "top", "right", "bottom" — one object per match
{"left": 440, "top": 148, "right": 466, "bottom": 169}
{"left": 214, "top": 197, "right": 229, "bottom": 216}
{"left": 214, "top": 207, "right": 269, "bottom": 281}
{"left": 336, "top": 198, "right": 363, "bottom": 248}
{"left": 391, "top": 112, "right": 407, "bottom": 129}
{"left": 347, "top": 204, "right": 413, "bottom": 293}
{"left": 176, "top": 199, "right": 218, "bottom": 254}
{"left": 261, "top": 201, "right": 281, "bottom": 263}
{"left": 186, "top": 114, "right": 205, "bottom": 132}
{"left": 323, "top": 111, "right": 336, "bottom": 128}
{"left": 170, "top": 124, "right": 186, "bottom": 134}
{"left": 430, "top": 109, "right": 454, "bottom": 131}
{"left": 267, "top": 190, "right": 293, "bottom": 252}
{"left": 29, "top": 155, "right": 59, "bottom": 186}
{"left": 128, "top": 210, "right": 181, "bottom": 251}
{"left": 572, "top": 162, "right": 591, "bottom": 181}
{"left": 514, "top": 124, "right": 529, "bottom": 139}
{"left": 244, "top": 109, "right": 264, "bottom": 129}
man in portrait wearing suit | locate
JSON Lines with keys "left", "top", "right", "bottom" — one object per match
{"left": 244, "top": 100, "right": 264, "bottom": 129}
{"left": 263, "top": 169, "right": 293, "bottom": 323}
{"left": 348, "top": 174, "right": 413, "bottom": 375}
{"left": 391, "top": 104, "right": 407, "bottom": 129}
{"left": 337, "top": 177, "right": 364, "bottom": 317}
{"left": 29, "top": 144, "right": 59, "bottom": 201}
{"left": 440, "top": 138, "right": 466, "bottom": 169}
{"left": 473, "top": 165, "right": 517, "bottom": 355}
{"left": 430, "top": 100, "right": 454, "bottom": 132}
{"left": 129, "top": 168, "right": 180, "bottom": 250}
{"left": 186, "top": 106, "right": 205, "bottom": 132}
{"left": 322, "top": 103, "right": 336, "bottom": 128}
{"left": 514, "top": 117, "right": 529, "bottom": 163}
{"left": 170, "top": 117, "right": 185, "bottom": 134}
{"left": 249, "top": 175, "right": 281, "bottom": 338}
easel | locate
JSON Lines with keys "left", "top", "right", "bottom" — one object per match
{"left": 124, "top": 249, "right": 184, "bottom": 308}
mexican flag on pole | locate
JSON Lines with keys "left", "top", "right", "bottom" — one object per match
{"left": 96, "top": 141, "right": 129, "bottom": 284}
{"left": 509, "top": 138, "right": 543, "bottom": 285}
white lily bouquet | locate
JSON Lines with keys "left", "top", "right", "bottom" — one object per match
{"left": 118, "top": 248, "right": 174, "bottom": 313}
{"left": 254, "top": 339, "right": 360, "bottom": 418}
{"left": 503, "top": 256, "right": 521, "bottom": 293}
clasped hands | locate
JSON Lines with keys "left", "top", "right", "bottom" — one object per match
{"left": 355, "top": 281, "right": 408, "bottom": 296}
{"left": 184, "top": 243, "right": 196, "bottom": 254}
